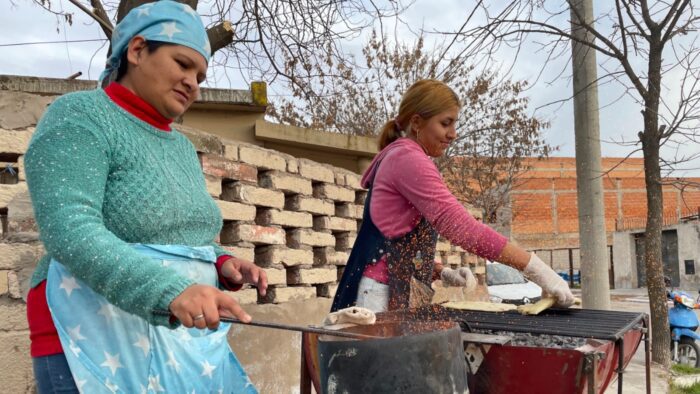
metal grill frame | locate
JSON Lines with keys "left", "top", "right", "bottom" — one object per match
{"left": 378, "top": 306, "right": 646, "bottom": 341}
{"left": 377, "top": 306, "right": 651, "bottom": 394}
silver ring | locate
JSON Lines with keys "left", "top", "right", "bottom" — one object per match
{"left": 193, "top": 314, "right": 205, "bottom": 321}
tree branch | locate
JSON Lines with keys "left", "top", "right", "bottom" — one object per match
{"left": 661, "top": 0, "right": 692, "bottom": 44}
{"left": 89, "top": 0, "right": 113, "bottom": 39}
{"left": 67, "top": 0, "right": 113, "bottom": 35}
{"left": 622, "top": 0, "right": 650, "bottom": 38}
{"left": 566, "top": 0, "right": 648, "bottom": 96}
{"left": 615, "top": 0, "right": 629, "bottom": 58}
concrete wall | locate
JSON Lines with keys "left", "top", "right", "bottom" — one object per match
{"left": 253, "top": 120, "right": 377, "bottom": 174}
{"left": 183, "top": 108, "right": 263, "bottom": 145}
{"left": 612, "top": 230, "right": 636, "bottom": 289}
{"left": 228, "top": 298, "right": 332, "bottom": 393}
{"left": 181, "top": 109, "right": 378, "bottom": 174}
{"left": 182, "top": 114, "right": 377, "bottom": 174}
{"left": 0, "top": 86, "right": 482, "bottom": 392}
{"left": 678, "top": 223, "right": 700, "bottom": 290}
{"left": 612, "top": 222, "right": 700, "bottom": 289}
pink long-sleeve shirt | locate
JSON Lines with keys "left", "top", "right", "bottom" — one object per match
{"left": 362, "top": 138, "right": 508, "bottom": 283}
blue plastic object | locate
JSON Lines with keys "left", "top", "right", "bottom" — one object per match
{"left": 669, "top": 290, "right": 700, "bottom": 341}
{"left": 557, "top": 270, "right": 581, "bottom": 284}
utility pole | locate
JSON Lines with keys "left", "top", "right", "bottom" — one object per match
{"left": 569, "top": 0, "right": 610, "bottom": 309}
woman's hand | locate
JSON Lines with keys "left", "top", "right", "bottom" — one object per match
{"left": 169, "top": 284, "right": 251, "bottom": 329}
{"left": 440, "top": 267, "right": 477, "bottom": 290}
{"left": 523, "top": 253, "right": 575, "bottom": 307}
{"left": 219, "top": 257, "right": 268, "bottom": 296}
{"left": 169, "top": 258, "right": 267, "bottom": 330}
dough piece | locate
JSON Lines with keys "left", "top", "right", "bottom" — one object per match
{"left": 323, "top": 306, "right": 376, "bottom": 326}
{"left": 517, "top": 297, "right": 555, "bottom": 315}
{"left": 442, "top": 301, "right": 517, "bottom": 312}
{"left": 517, "top": 297, "right": 583, "bottom": 315}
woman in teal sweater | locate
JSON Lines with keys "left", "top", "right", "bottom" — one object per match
{"left": 25, "top": 2, "right": 265, "bottom": 393}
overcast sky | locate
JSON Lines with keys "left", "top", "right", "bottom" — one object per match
{"left": 2, "top": 0, "right": 698, "bottom": 176}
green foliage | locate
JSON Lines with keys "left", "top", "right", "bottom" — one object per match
{"left": 673, "top": 364, "right": 700, "bottom": 376}
{"left": 670, "top": 382, "right": 700, "bottom": 394}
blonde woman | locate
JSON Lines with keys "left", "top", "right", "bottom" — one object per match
{"left": 332, "top": 79, "right": 573, "bottom": 313}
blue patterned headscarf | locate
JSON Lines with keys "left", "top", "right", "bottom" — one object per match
{"left": 99, "top": 0, "right": 211, "bottom": 84}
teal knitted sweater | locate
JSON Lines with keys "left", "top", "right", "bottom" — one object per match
{"left": 25, "top": 88, "right": 229, "bottom": 327}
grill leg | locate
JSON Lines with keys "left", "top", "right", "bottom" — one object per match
{"left": 644, "top": 316, "right": 651, "bottom": 394}
{"left": 616, "top": 338, "right": 624, "bottom": 394}
{"left": 585, "top": 353, "right": 598, "bottom": 394}
{"left": 300, "top": 334, "right": 311, "bottom": 394}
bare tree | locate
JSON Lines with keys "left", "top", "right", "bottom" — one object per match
{"left": 456, "top": 0, "right": 700, "bottom": 366}
{"left": 269, "top": 30, "right": 551, "bottom": 226}
{"left": 31, "top": 0, "right": 402, "bottom": 90}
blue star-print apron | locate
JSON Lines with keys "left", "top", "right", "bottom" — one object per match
{"left": 46, "top": 244, "right": 257, "bottom": 394}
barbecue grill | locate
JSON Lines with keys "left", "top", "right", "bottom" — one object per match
{"left": 300, "top": 305, "right": 650, "bottom": 394}
{"left": 378, "top": 305, "right": 650, "bottom": 394}
{"left": 380, "top": 304, "right": 646, "bottom": 340}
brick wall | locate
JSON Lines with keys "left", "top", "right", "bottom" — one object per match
{"left": 0, "top": 90, "right": 479, "bottom": 391}
{"left": 0, "top": 125, "right": 352, "bottom": 303}
{"left": 510, "top": 158, "right": 700, "bottom": 250}
{"left": 185, "top": 123, "right": 480, "bottom": 303}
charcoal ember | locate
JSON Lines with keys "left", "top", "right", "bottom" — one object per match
{"left": 474, "top": 329, "right": 588, "bottom": 349}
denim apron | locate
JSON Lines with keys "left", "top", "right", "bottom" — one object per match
{"left": 45, "top": 244, "right": 257, "bottom": 394}
{"left": 331, "top": 163, "right": 439, "bottom": 312}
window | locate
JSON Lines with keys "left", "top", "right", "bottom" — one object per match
{"left": 685, "top": 260, "right": 695, "bottom": 275}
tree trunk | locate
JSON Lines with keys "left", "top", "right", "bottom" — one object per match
{"left": 569, "top": 0, "right": 611, "bottom": 310}
{"left": 114, "top": 0, "right": 233, "bottom": 54}
{"left": 642, "top": 36, "right": 671, "bottom": 367}
{"left": 90, "top": 0, "right": 113, "bottom": 38}
{"left": 208, "top": 21, "right": 235, "bottom": 54}
{"left": 117, "top": 0, "right": 198, "bottom": 23}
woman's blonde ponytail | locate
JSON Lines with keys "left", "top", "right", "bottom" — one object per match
{"left": 378, "top": 119, "right": 402, "bottom": 151}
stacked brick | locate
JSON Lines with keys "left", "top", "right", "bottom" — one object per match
{"left": 185, "top": 124, "right": 364, "bottom": 305}
{"left": 205, "top": 138, "right": 480, "bottom": 300}
{"left": 0, "top": 126, "right": 44, "bottom": 302}
{"left": 0, "top": 122, "right": 475, "bottom": 308}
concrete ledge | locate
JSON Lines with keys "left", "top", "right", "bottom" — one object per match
{"left": 0, "top": 74, "right": 95, "bottom": 95}
{"left": 255, "top": 120, "right": 377, "bottom": 157}
{"left": 0, "top": 74, "right": 262, "bottom": 111}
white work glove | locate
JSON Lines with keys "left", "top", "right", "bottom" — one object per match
{"left": 323, "top": 306, "right": 376, "bottom": 326}
{"left": 440, "top": 266, "right": 477, "bottom": 291}
{"left": 523, "top": 253, "right": 575, "bottom": 308}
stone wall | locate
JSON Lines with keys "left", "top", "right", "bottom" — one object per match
{"left": 0, "top": 89, "right": 480, "bottom": 392}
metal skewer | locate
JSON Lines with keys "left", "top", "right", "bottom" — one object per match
{"left": 152, "top": 309, "right": 382, "bottom": 340}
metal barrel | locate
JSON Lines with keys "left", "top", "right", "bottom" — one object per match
{"left": 317, "top": 321, "right": 467, "bottom": 394}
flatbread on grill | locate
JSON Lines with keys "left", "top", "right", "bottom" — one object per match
{"left": 517, "top": 297, "right": 556, "bottom": 315}
{"left": 441, "top": 301, "right": 517, "bottom": 312}
{"left": 517, "top": 296, "right": 583, "bottom": 315}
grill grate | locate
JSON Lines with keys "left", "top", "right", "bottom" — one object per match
{"left": 378, "top": 305, "right": 647, "bottom": 341}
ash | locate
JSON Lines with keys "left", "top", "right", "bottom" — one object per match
{"left": 473, "top": 329, "right": 588, "bottom": 349}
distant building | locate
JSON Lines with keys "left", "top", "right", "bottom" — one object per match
{"left": 510, "top": 157, "right": 700, "bottom": 250}
{"left": 496, "top": 157, "right": 700, "bottom": 288}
